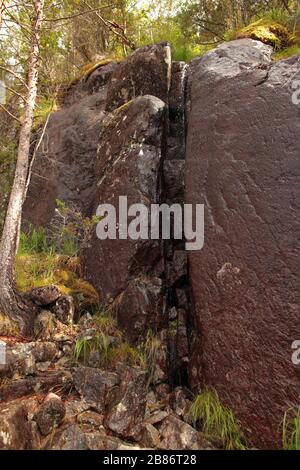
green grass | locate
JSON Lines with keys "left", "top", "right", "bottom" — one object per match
{"left": 74, "top": 311, "right": 146, "bottom": 369}
{"left": 19, "top": 223, "right": 79, "bottom": 258}
{"left": 16, "top": 225, "right": 99, "bottom": 315}
{"left": 190, "top": 388, "right": 246, "bottom": 450}
{"left": 274, "top": 45, "right": 300, "bottom": 60}
{"left": 282, "top": 407, "right": 300, "bottom": 450}
{"left": 172, "top": 44, "right": 209, "bottom": 62}
{"left": 33, "top": 97, "right": 57, "bottom": 131}
{"left": 143, "top": 329, "right": 162, "bottom": 384}
{"left": 19, "top": 226, "right": 54, "bottom": 255}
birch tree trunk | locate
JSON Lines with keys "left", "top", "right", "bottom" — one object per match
{"left": 0, "top": 1, "right": 4, "bottom": 29}
{"left": 0, "top": 0, "right": 45, "bottom": 334}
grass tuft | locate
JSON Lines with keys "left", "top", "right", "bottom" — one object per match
{"left": 74, "top": 311, "right": 146, "bottom": 369}
{"left": 274, "top": 45, "right": 300, "bottom": 60}
{"left": 282, "top": 406, "right": 300, "bottom": 450}
{"left": 190, "top": 388, "right": 246, "bottom": 450}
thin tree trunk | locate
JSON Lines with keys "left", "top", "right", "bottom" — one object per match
{"left": 0, "top": 1, "right": 4, "bottom": 29}
{"left": 0, "top": 0, "right": 45, "bottom": 335}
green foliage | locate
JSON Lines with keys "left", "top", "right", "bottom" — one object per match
{"left": 282, "top": 407, "right": 300, "bottom": 450}
{"left": 143, "top": 329, "right": 162, "bottom": 383}
{"left": 253, "top": 8, "right": 291, "bottom": 27}
{"left": 172, "top": 45, "right": 206, "bottom": 62}
{"left": 54, "top": 199, "right": 100, "bottom": 256}
{"left": 274, "top": 45, "right": 300, "bottom": 59}
{"left": 19, "top": 225, "right": 54, "bottom": 255}
{"left": 74, "top": 330, "right": 111, "bottom": 365}
{"left": 16, "top": 223, "right": 99, "bottom": 315}
{"left": 74, "top": 311, "right": 146, "bottom": 368}
{"left": 190, "top": 388, "right": 246, "bottom": 450}
{"left": 33, "top": 97, "right": 57, "bottom": 131}
{"left": 236, "top": 19, "right": 290, "bottom": 49}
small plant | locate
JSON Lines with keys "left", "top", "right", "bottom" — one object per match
{"left": 53, "top": 199, "right": 101, "bottom": 256}
{"left": 74, "top": 311, "right": 146, "bottom": 369}
{"left": 190, "top": 388, "right": 246, "bottom": 450}
{"left": 143, "top": 329, "right": 162, "bottom": 384}
{"left": 274, "top": 45, "right": 300, "bottom": 60}
{"left": 282, "top": 406, "right": 300, "bottom": 450}
{"left": 19, "top": 225, "right": 54, "bottom": 255}
{"left": 0, "top": 313, "right": 19, "bottom": 336}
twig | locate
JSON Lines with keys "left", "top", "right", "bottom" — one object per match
{"left": 0, "top": 65, "right": 29, "bottom": 90}
{"left": 0, "top": 103, "right": 20, "bottom": 123}
{"left": 83, "top": 0, "right": 135, "bottom": 50}
{"left": 5, "top": 85, "right": 27, "bottom": 103}
{"left": 44, "top": 4, "right": 115, "bottom": 23}
{"left": 25, "top": 112, "right": 51, "bottom": 199}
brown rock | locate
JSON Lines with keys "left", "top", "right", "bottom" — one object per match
{"left": 105, "top": 367, "right": 147, "bottom": 441}
{"left": 35, "top": 393, "right": 66, "bottom": 436}
{"left": 52, "top": 295, "right": 75, "bottom": 325}
{"left": 0, "top": 400, "right": 39, "bottom": 450}
{"left": 0, "top": 370, "right": 72, "bottom": 402}
{"left": 84, "top": 95, "right": 167, "bottom": 300}
{"left": 77, "top": 411, "right": 104, "bottom": 432}
{"left": 141, "top": 423, "right": 161, "bottom": 448}
{"left": 25, "top": 285, "right": 60, "bottom": 306}
{"left": 158, "top": 414, "right": 212, "bottom": 450}
{"left": 167, "top": 251, "right": 187, "bottom": 285}
{"left": 167, "top": 61, "right": 187, "bottom": 161}
{"left": 186, "top": 39, "right": 300, "bottom": 448}
{"left": 45, "top": 424, "right": 88, "bottom": 450}
{"left": 117, "top": 277, "right": 165, "bottom": 343}
{"left": 171, "top": 387, "right": 192, "bottom": 421}
{"left": 73, "top": 367, "right": 119, "bottom": 413}
{"left": 83, "top": 95, "right": 168, "bottom": 340}
{"left": 23, "top": 63, "right": 116, "bottom": 228}
{"left": 34, "top": 311, "right": 56, "bottom": 338}
{"left": 163, "top": 160, "right": 185, "bottom": 202}
{"left": 32, "top": 342, "right": 57, "bottom": 362}
{"left": 176, "top": 309, "right": 189, "bottom": 361}
{"left": 106, "top": 43, "right": 171, "bottom": 112}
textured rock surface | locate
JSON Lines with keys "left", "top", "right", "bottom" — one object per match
{"left": 23, "top": 61, "right": 118, "bottom": 227}
{"left": 104, "top": 367, "right": 147, "bottom": 441}
{"left": 35, "top": 393, "right": 66, "bottom": 436}
{"left": 0, "top": 400, "right": 39, "bottom": 450}
{"left": 19, "top": 39, "right": 300, "bottom": 449}
{"left": 158, "top": 414, "right": 212, "bottom": 450}
{"left": 84, "top": 95, "right": 167, "bottom": 299}
{"left": 83, "top": 95, "right": 168, "bottom": 340}
{"left": 186, "top": 39, "right": 300, "bottom": 448}
{"left": 73, "top": 367, "right": 119, "bottom": 413}
{"left": 106, "top": 43, "right": 171, "bottom": 112}
{"left": 25, "top": 285, "right": 60, "bottom": 307}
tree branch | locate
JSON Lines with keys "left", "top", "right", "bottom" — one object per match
{"left": 0, "top": 103, "right": 20, "bottom": 123}
{"left": 0, "top": 65, "right": 29, "bottom": 90}
{"left": 83, "top": 0, "right": 135, "bottom": 50}
{"left": 44, "top": 4, "right": 115, "bottom": 23}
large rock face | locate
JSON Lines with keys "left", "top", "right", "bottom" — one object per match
{"left": 106, "top": 43, "right": 171, "bottom": 111}
{"left": 23, "top": 61, "right": 118, "bottom": 227}
{"left": 22, "top": 39, "right": 300, "bottom": 448}
{"left": 186, "top": 39, "right": 300, "bottom": 448}
{"left": 84, "top": 95, "right": 166, "bottom": 299}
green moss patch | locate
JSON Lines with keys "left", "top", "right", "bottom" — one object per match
{"left": 237, "top": 19, "right": 290, "bottom": 49}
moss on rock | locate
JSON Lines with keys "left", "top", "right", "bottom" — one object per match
{"left": 237, "top": 20, "right": 290, "bottom": 49}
